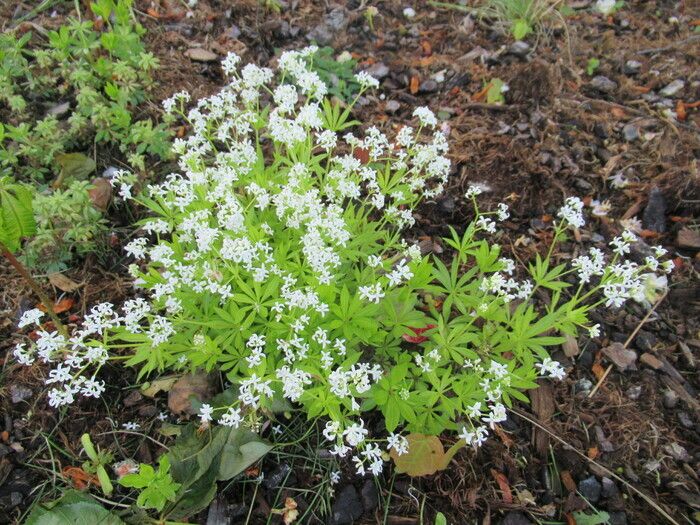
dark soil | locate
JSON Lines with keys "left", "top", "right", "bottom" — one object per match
{"left": 1, "top": 1, "right": 699, "bottom": 524}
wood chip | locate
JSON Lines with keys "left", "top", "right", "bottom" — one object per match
{"left": 640, "top": 352, "right": 663, "bottom": 370}
{"left": 677, "top": 228, "right": 700, "bottom": 250}
{"left": 185, "top": 48, "right": 218, "bottom": 62}
{"left": 562, "top": 334, "right": 579, "bottom": 357}
{"left": 529, "top": 380, "right": 555, "bottom": 457}
{"left": 602, "top": 342, "right": 637, "bottom": 371}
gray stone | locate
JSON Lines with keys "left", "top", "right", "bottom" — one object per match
{"left": 306, "top": 8, "right": 348, "bottom": 46}
{"left": 601, "top": 477, "right": 619, "bottom": 498}
{"left": 365, "top": 62, "right": 389, "bottom": 80}
{"left": 660, "top": 79, "right": 684, "bottom": 97}
{"left": 361, "top": 479, "right": 378, "bottom": 512}
{"left": 642, "top": 186, "right": 667, "bottom": 233}
{"left": 574, "top": 178, "right": 593, "bottom": 191}
{"left": 384, "top": 100, "right": 400, "bottom": 113}
{"left": 10, "top": 385, "right": 32, "bottom": 404}
{"left": 609, "top": 511, "right": 627, "bottom": 525}
{"left": 677, "top": 411, "right": 694, "bottom": 428}
{"left": 419, "top": 79, "right": 439, "bottom": 93}
{"left": 623, "top": 60, "right": 642, "bottom": 75}
{"left": 590, "top": 76, "right": 617, "bottom": 93}
{"left": 622, "top": 123, "right": 639, "bottom": 141}
{"left": 508, "top": 41, "right": 531, "bottom": 59}
{"left": 578, "top": 476, "right": 602, "bottom": 503}
{"left": 500, "top": 512, "right": 533, "bottom": 525}
{"left": 662, "top": 389, "right": 679, "bottom": 409}
{"left": 574, "top": 378, "right": 593, "bottom": 395}
{"left": 329, "top": 485, "right": 363, "bottom": 525}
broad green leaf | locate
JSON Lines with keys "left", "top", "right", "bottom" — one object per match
{"left": 25, "top": 490, "right": 124, "bottom": 525}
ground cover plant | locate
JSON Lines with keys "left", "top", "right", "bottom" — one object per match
{"left": 10, "top": 46, "right": 677, "bottom": 522}
{"left": 0, "top": 0, "right": 168, "bottom": 181}
{"left": 1, "top": 1, "right": 698, "bottom": 524}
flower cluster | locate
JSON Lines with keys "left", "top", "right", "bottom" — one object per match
{"left": 13, "top": 50, "right": 675, "bottom": 480}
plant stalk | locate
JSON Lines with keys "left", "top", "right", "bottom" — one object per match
{"left": 0, "top": 241, "right": 68, "bottom": 336}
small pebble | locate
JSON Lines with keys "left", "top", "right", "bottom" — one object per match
{"left": 659, "top": 79, "right": 684, "bottom": 97}
{"left": 623, "top": 60, "right": 642, "bottom": 75}
{"left": 626, "top": 385, "right": 642, "bottom": 400}
{"left": 578, "top": 476, "right": 602, "bottom": 503}
{"left": 622, "top": 123, "right": 639, "bottom": 141}
{"left": 662, "top": 389, "right": 679, "bottom": 409}
{"left": 590, "top": 75, "right": 618, "bottom": 93}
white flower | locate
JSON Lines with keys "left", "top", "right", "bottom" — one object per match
{"left": 403, "top": 7, "right": 416, "bottom": 18}
{"left": 330, "top": 470, "right": 341, "bottom": 485}
{"left": 589, "top": 324, "right": 601, "bottom": 338}
{"left": 413, "top": 107, "right": 437, "bottom": 128}
{"left": 199, "top": 403, "right": 214, "bottom": 424}
{"left": 596, "top": 0, "right": 617, "bottom": 15}
{"left": 387, "top": 433, "right": 409, "bottom": 455}
{"left": 219, "top": 407, "right": 243, "bottom": 428}
{"left": 343, "top": 421, "right": 368, "bottom": 447}
{"left": 557, "top": 197, "right": 585, "bottom": 228}
{"left": 465, "top": 185, "right": 483, "bottom": 199}
{"left": 18, "top": 308, "right": 44, "bottom": 328}
{"left": 355, "top": 71, "right": 380, "bottom": 90}
{"left": 122, "top": 422, "right": 140, "bottom": 431}
{"left": 358, "top": 282, "right": 384, "bottom": 303}
{"left": 221, "top": 52, "right": 241, "bottom": 75}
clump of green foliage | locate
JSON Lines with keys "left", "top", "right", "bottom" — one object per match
{"left": 21, "top": 179, "right": 108, "bottom": 272}
{"left": 0, "top": 0, "right": 170, "bottom": 182}
{"left": 307, "top": 47, "right": 362, "bottom": 102}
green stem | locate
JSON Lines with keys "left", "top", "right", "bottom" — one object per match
{"left": 0, "top": 241, "right": 68, "bottom": 336}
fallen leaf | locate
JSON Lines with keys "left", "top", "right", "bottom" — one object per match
{"left": 390, "top": 434, "right": 446, "bottom": 477}
{"left": 560, "top": 470, "right": 577, "bottom": 492}
{"left": 490, "top": 469, "right": 513, "bottom": 504}
{"left": 591, "top": 362, "right": 606, "bottom": 381}
{"left": 353, "top": 147, "right": 370, "bottom": 165}
{"left": 48, "top": 273, "right": 81, "bottom": 292}
{"left": 420, "top": 40, "right": 432, "bottom": 56}
{"left": 676, "top": 101, "right": 687, "bottom": 121}
{"left": 601, "top": 342, "right": 637, "bottom": 371}
{"left": 88, "top": 177, "right": 112, "bottom": 211}
{"left": 167, "top": 372, "right": 216, "bottom": 415}
{"left": 38, "top": 297, "right": 75, "bottom": 314}
{"left": 409, "top": 75, "right": 420, "bottom": 95}
{"left": 141, "top": 376, "right": 179, "bottom": 398}
{"left": 587, "top": 446, "right": 599, "bottom": 459}
{"left": 610, "top": 107, "right": 626, "bottom": 119}
{"left": 62, "top": 466, "right": 98, "bottom": 490}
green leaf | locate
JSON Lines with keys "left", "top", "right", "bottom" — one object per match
{"left": 166, "top": 424, "right": 272, "bottom": 519}
{"left": 0, "top": 176, "right": 36, "bottom": 253}
{"left": 435, "top": 512, "right": 448, "bottom": 525}
{"left": 25, "top": 490, "right": 124, "bottom": 525}
{"left": 572, "top": 510, "right": 611, "bottom": 525}
{"left": 512, "top": 19, "right": 532, "bottom": 40}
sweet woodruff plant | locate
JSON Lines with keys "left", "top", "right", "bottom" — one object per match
{"left": 14, "top": 47, "right": 672, "bottom": 477}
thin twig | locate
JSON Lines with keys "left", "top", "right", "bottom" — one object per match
{"left": 511, "top": 407, "right": 682, "bottom": 525}
{"left": 636, "top": 35, "right": 700, "bottom": 55}
{"left": 589, "top": 292, "right": 667, "bottom": 398}
{"left": 1, "top": 242, "right": 68, "bottom": 336}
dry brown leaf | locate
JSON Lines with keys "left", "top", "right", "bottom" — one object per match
{"left": 490, "top": 469, "right": 513, "bottom": 504}
{"left": 88, "top": 177, "right": 112, "bottom": 211}
{"left": 409, "top": 76, "right": 420, "bottom": 95}
{"left": 167, "top": 372, "right": 216, "bottom": 415}
{"left": 185, "top": 48, "right": 218, "bottom": 62}
{"left": 591, "top": 362, "right": 607, "bottom": 380}
{"left": 560, "top": 470, "right": 577, "bottom": 492}
{"left": 48, "top": 273, "right": 81, "bottom": 292}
